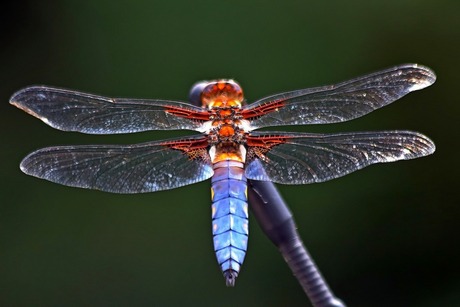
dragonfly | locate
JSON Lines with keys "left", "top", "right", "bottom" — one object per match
{"left": 10, "top": 64, "right": 436, "bottom": 287}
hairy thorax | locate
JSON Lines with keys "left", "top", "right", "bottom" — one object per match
{"left": 197, "top": 81, "right": 250, "bottom": 164}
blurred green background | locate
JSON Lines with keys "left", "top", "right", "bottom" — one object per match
{"left": 1, "top": 1, "right": 458, "bottom": 306}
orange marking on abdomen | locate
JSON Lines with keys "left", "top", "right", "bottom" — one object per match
{"left": 213, "top": 152, "right": 245, "bottom": 163}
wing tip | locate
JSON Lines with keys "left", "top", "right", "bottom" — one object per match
{"left": 417, "top": 132, "right": 436, "bottom": 156}
{"left": 10, "top": 86, "right": 48, "bottom": 116}
{"left": 19, "top": 150, "right": 42, "bottom": 177}
{"left": 9, "top": 87, "right": 28, "bottom": 107}
{"left": 397, "top": 130, "right": 436, "bottom": 160}
{"left": 381, "top": 130, "right": 436, "bottom": 159}
{"left": 10, "top": 98, "right": 52, "bottom": 126}
{"left": 399, "top": 63, "right": 436, "bottom": 91}
{"left": 19, "top": 159, "right": 29, "bottom": 175}
{"left": 10, "top": 85, "right": 48, "bottom": 104}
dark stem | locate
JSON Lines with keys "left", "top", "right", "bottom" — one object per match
{"left": 248, "top": 179, "right": 346, "bottom": 307}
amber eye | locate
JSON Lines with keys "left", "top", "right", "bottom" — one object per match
{"left": 189, "top": 79, "right": 245, "bottom": 108}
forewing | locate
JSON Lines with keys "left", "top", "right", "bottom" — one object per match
{"left": 10, "top": 86, "right": 209, "bottom": 134}
{"left": 243, "top": 64, "right": 436, "bottom": 129}
{"left": 20, "top": 136, "right": 213, "bottom": 193}
{"left": 245, "top": 131, "right": 435, "bottom": 184}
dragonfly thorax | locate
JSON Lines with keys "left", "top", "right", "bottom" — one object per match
{"left": 206, "top": 106, "right": 249, "bottom": 145}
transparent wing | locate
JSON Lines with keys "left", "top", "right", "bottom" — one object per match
{"left": 245, "top": 131, "right": 435, "bottom": 184}
{"left": 10, "top": 86, "right": 209, "bottom": 134}
{"left": 20, "top": 135, "right": 213, "bottom": 193}
{"left": 243, "top": 64, "right": 436, "bottom": 130}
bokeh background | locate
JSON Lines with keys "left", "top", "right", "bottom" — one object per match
{"left": 1, "top": 1, "right": 458, "bottom": 306}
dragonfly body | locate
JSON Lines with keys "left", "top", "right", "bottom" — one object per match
{"left": 211, "top": 160, "right": 248, "bottom": 286}
{"left": 194, "top": 81, "right": 250, "bottom": 286}
{"left": 10, "top": 64, "right": 436, "bottom": 286}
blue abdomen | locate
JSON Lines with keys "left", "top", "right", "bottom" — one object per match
{"left": 211, "top": 160, "right": 248, "bottom": 287}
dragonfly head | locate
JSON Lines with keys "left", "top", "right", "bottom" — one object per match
{"left": 189, "top": 79, "right": 245, "bottom": 109}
